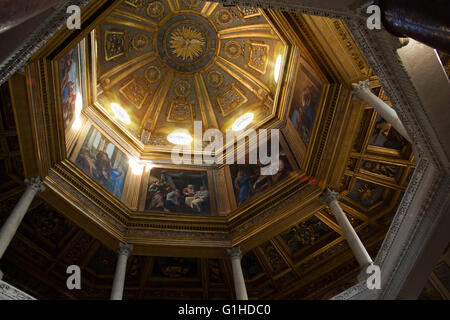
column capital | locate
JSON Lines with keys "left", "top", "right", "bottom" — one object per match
{"left": 117, "top": 242, "right": 133, "bottom": 257}
{"left": 227, "top": 247, "right": 242, "bottom": 260}
{"left": 319, "top": 188, "right": 339, "bottom": 205}
{"left": 351, "top": 80, "right": 370, "bottom": 93}
{"left": 25, "top": 177, "right": 45, "bottom": 193}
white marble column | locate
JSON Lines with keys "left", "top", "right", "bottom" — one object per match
{"left": 227, "top": 247, "right": 248, "bottom": 300}
{"left": 320, "top": 189, "right": 373, "bottom": 275}
{"left": 0, "top": 177, "right": 45, "bottom": 260}
{"left": 352, "top": 80, "right": 412, "bottom": 143}
{"left": 110, "top": 242, "right": 133, "bottom": 300}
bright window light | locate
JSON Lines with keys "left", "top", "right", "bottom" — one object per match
{"left": 232, "top": 113, "right": 254, "bottom": 131}
{"left": 72, "top": 117, "right": 82, "bottom": 130}
{"left": 167, "top": 130, "right": 193, "bottom": 145}
{"left": 274, "top": 55, "right": 282, "bottom": 83}
{"left": 71, "top": 93, "right": 83, "bottom": 130}
{"left": 111, "top": 103, "right": 131, "bottom": 124}
{"left": 129, "top": 158, "right": 144, "bottom": 175}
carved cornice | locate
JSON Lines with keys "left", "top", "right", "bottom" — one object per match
{"left": 0, "top": 0, "right": 92, "bottom": 86}
{"left": 221, "top": 0, "right": 366, "bottom": 19}
{"left": 16, "top": 0, "right": 344, "bottom": 253}
{"left": 216, "top": 1, "right": 450, "bottom": 301}
{"left": 46, "top": 162, "right": 319, "bottom": 250}
{"left": 5, "top": 1, "right": 447, "bottom": 301}
{"left": 332, "top": 16, "right": 450, "bottom": 300}
{"left": 344, "top": 17, "right": 448, "bottom": 170}
{"left": 0, "top": 280, "right": 35, "bottom": 300}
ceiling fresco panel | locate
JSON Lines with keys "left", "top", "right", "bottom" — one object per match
{"left": 280, "top": 214, "right": 339, "bottom": 255}
{"left": 89, "top": 0, "right": 288, "bottom": 152}
{"left": 144, "top": 167, "right": 211, "bottom": 215}
{"left": 1, "top": 0, "right": 425, "bottom": 300}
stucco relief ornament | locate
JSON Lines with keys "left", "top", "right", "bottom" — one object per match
{"left": 147, "top": 1, "right": 164, "bottom": 19}
{"left": 0, "top": 282, "right": 35, "bottom": 300}
{"left": 169, "top": 26, "right": 206, "bottom": 61}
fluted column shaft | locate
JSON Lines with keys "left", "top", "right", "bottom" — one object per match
{"left": 320, "top": 189, "right": 373, "bottom": 270}
{"left": 227, "top": 247, "right": 248, "bottom": 300}
{"left": 110, "top": 243, "right": 133, "bottom": 300}
{"left": 0, "top": 178, "right": 45, "bottom": 259}
{"left": 352, "top": 80, "right": 412, "bottom": 143}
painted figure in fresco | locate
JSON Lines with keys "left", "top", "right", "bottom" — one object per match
{"left": 94, "top": 149, "right": 112, "bottom": 188}
{"left": 291, "top": 85, "right": 316, "bottom": 143}
{"left": 232, "top": 152, "right": 292, "bottom": 207}
{"left": 62, "top": 81, "right": 76, "bottom": 128}
{"left": 363, "top": 161, "right": 397, "bottom": 178}
{"left": 59, "top": 51, "right": 73, "bottom": 90}
{"left": 183, "top": 184, "right": 195, "bottom": 197}
{"left": 372, "top": 119, "right": 407, "bottom": 150}
{"left": 59, "top": 49, "right": 78, "bottom": 128}
{"left": 75, "top": 128, "right": 128, "bottom": 200}
{"left": 109, "top": 166, "right": 124, "bottom": 199}
{"left": 148, "top": 180, "right": 167, "bottom": 209}
{"left": 185, "top": 186, "right": 209, "bottom": 212}
{"left": 271, "top": 157, "right": 286, "bottom": 184}
{"left": 252, "top": 173, "right": 272, "bottom": 195}
{"left": 145, "top": 170, "right": 210, "bottom": 214}
{"left": 373, "top": 119, "right": 392, "bottom": 144}
{"left": 164, "top": 189, "right": 181, "bottom": 212}
{"left": 234, "top": 170, "right": 252, "bottom": 205}
{"left": 77, "top": 145, "right": 96, "bottom": 177}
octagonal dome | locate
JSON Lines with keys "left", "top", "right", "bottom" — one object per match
{"left": 88, "top": 0, "right": 289, "bottom": 154}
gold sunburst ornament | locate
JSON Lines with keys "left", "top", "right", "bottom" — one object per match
{"left": 169, "top": 26, "right": 205, "bottom": 61}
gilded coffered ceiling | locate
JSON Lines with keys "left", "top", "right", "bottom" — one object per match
{"left": 1, "top": 0, "right": 422, "bottom": 300}
{"left": 1, "top": 76, "right": 416, "bottom": 300}
{"left": 92, "top": 0, "right": 288, "bottom": 152}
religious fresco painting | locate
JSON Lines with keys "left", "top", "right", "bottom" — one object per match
{"left": 145, "top": 168, "right": 211, "bottom": 215}
{"left": 280, "top": 215, "right": 336, "bottom": 253}
{"left": 289, "top": 58, "right": 324, "bottom": 146}
{"left": 346, "top": 179, "right": 386, "bottom": 208}
{"left": 58, "top": 39, "right": 86, "bottom": 131}
{"left": 230, "top": 143, "right": 293, "bottom": 207}
{"left": 361, "top": 160, "right": 400, "bottom": 179}
{"left": 369, "top": 115, "right": 408, "bottom": 151}
{"left": 73, "top": 126, "right": 128, "bottom": 199}
{"left": 152, "top": 257, "right": 198, "bottom": 279}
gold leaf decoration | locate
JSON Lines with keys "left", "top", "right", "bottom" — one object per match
{"left": 169, "top": 26, "right": 205, "bottom": 61}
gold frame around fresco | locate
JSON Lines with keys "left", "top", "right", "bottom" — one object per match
{"left": 51, "top": 38, "right": 91, "bottom": 153}
{"left": 138, "top": 164, "right": 217, "bottom": 216}
{"left": 282, "top": 47, "right": 330, "bottom": 172}
{"left": 226, "top": 130, "right": 302, "bottom": 210}
{"left": 13, "top": 0, "right": 366, "bottom": 255}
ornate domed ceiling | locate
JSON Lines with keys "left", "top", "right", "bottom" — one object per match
{"left": 1, "top": 0, "right": 427, "bottom": 300}
{"left": 91, "top": 0, "right": 288, "bottom": 152}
